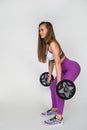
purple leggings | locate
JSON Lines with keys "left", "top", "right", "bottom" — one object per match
{"left": 50, "top": 57, "right": 81, "bottom": 115}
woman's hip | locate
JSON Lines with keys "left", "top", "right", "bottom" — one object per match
{"left": 61, "top": 57, "right": 81, "bottom": 75}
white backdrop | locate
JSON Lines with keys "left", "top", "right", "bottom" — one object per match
{"left": 0, "top": 0, "right": 87, "bottom": 130}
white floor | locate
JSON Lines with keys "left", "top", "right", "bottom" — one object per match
{"left": 0, "top": 86, "right": 87, "bottom": 130}
{"left": 0, "top": 0, "right": 87, "bottom": 130}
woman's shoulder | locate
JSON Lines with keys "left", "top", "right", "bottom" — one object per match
{"left": 50, "top": 40, "right": 57, "bottom": 44}
{"left": 49, "top": 40, "right": 58, "bottom": 47}
{"left": 49, "top": 40, "right": 61, "bottom": 50}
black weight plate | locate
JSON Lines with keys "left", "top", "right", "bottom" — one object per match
{"left": 40, "top": 72, "right": 54, "bottom": 87}
{"left": 56, "top": 79, "right": 76, "bottom": 100}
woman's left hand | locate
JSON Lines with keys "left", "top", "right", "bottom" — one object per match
{"left": 47, "top": 75, "right": 52, "bottom": 84}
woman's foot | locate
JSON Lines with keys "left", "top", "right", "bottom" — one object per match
{"left": 44, "top": 115, "right": 63, "bottom": 125}
{"left": 41, "top": 108, "right": 57, "bottom": 116}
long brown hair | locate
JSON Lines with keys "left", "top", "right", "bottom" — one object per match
{"left": 37, "top": 21, "right": 61, "bottom": 63}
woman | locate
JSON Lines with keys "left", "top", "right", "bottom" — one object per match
{"left": 37, "top": 21, "right": 81, "bottom": 125}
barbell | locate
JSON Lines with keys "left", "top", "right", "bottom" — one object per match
{"left": 40, "top": 72, "right": 76, "bottom": 100}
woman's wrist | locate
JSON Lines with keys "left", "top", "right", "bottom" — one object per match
{"left": 56, "top": 79, "right": 61, "bottom": 84}
{"left": 48, "top": 72, "right": 52, "bottom": 76}
{"left": 48, "top": 73, "right": 52, "bottom": 76}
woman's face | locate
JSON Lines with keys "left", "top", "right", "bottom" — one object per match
{"left": 39, "top": 24, "right": 48, "bottom": 39}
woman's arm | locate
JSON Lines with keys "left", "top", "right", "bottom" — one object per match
{"left": 50, "top": 41, "right": 62, "bottom": 83}
{"left": 48, "top": 61, "right": 54, "bottom": 76}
